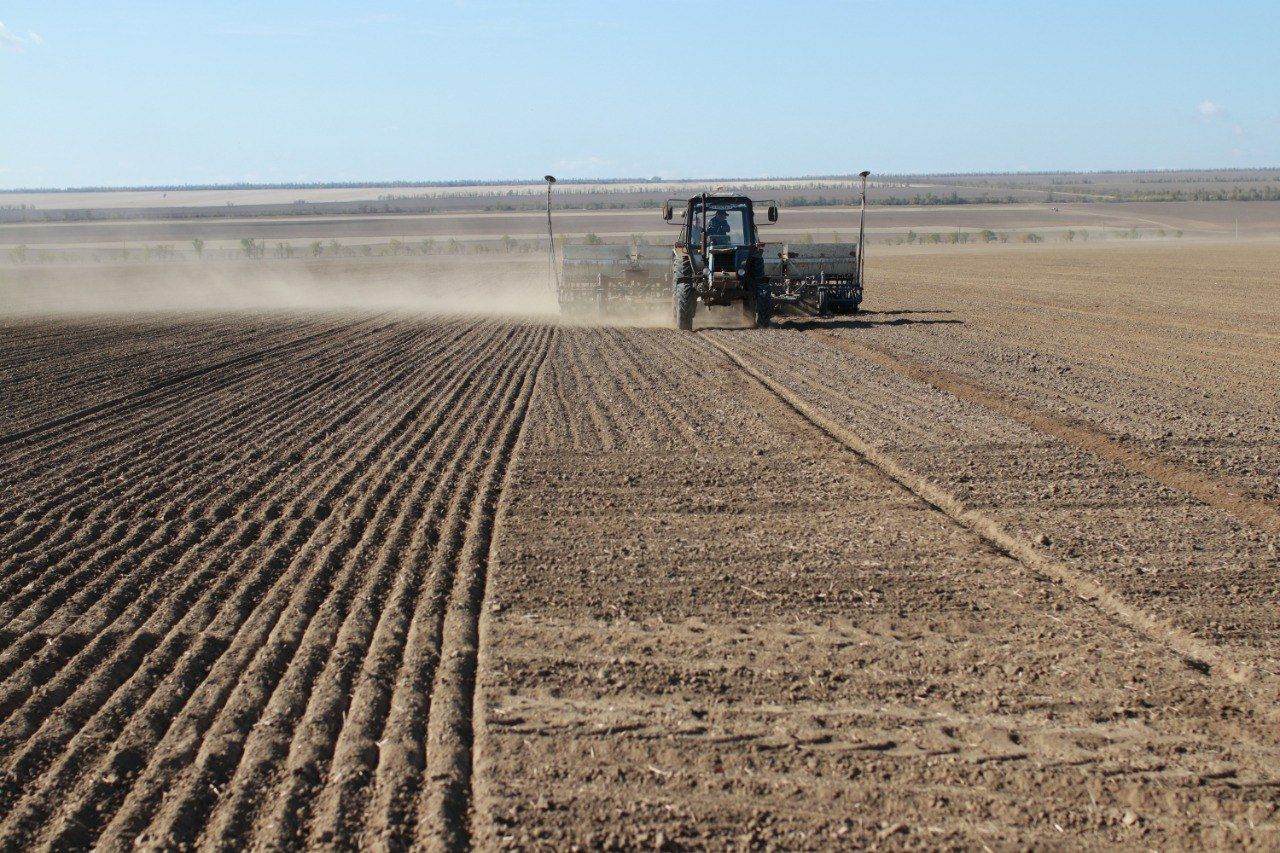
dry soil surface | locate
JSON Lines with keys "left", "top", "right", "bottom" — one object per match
{"left": 0, "top": 243, "right": 1277, "bottom": 849}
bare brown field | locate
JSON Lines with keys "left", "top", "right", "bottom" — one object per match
{"left": 0, "top": 241, "right": 1277, "bottom": 848}
{"left": 5, "top": 201, "right": 1279, "bottom": 251}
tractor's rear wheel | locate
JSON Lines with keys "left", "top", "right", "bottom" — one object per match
{"left": 674, "top": 281, "right": 695, "bottom": 331}
{"left": 750, "top": 285, "right": 773, "bottom": 328}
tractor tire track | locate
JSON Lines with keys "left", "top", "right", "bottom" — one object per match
{"left": 815, "top": 332, "right": 1280, "bottom": 536}
{"left": 707, "top": 335, "right": 1277, "bottom": 700}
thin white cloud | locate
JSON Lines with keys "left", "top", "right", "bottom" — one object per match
{"left": 0, "top": 21, "right": 22, "bottom": 50}
{"left": 1197, "top": 100, "right": 1223, "bottom": 119}
{"left": 0, "top": 21, "right": 42, "bottom": 51}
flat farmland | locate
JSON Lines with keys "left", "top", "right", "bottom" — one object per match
{"left": 5, "top": 201, "right": 1279, "bottom": 249}
{"left": 0, "top": 242, "right": 1277, "bottom": 848}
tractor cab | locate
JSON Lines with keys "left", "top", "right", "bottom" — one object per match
{"left": 664, "top": 193, "right": 776, "bottom": 329}
{"left": 687, "top": 198, "right": 754, "bottom": 248}
{"left": 665, "top": 194, "right": 775, "bottom": 285}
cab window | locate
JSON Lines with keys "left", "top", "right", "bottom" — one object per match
{"left": 689, "top": 202, "right": 750, "bottom": 247}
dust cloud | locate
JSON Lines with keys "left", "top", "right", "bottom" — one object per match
{"left": 0, "top": 255, "right": 560, "bottom": 319}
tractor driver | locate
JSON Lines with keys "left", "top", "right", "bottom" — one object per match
{"left": 707, "top": 209, "right": 732, "bottom": 246}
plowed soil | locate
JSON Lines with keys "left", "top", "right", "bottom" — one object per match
{"left": 1, "top": 242, "right": 1277, "bottom": 849}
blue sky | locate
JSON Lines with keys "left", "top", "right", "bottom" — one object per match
{"left": 1, "top": 1, "right": 1276, "bottom": 188}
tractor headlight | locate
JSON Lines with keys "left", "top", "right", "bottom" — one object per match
{"left": 737, "top": 266, "right": 747, "bottom": 278}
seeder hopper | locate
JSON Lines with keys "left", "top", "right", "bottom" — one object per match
{"left": 555, "top": 243, "right": 672, "bottom": 318}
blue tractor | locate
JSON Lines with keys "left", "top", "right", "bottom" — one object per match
{"left": 662, "top": 172, "right": 870, "bottom": 330}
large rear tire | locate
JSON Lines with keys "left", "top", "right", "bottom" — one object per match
{"left": 674, "top": 280, "right": 695, "bottom": 331}
{"left": 751, "top": 285, "right": 772, "bottom": 328}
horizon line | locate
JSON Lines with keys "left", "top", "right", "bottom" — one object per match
{"left": 4, "top": 165, "right": 1279, "bottom": 195}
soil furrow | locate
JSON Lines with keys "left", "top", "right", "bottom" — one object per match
{"left": 83, "top": 322, "right": 519, "bottom": 850}
{"left": 0, "top": 318, "right": 466, "bottom": 562}
{"left": 0, "top": 318, "right": 366, "bottom": 449}
{"left": 0, "top": 320, "right": 510, "bottom": 848}
{"left": 0, "top": 323, "right": 425, "bottom": 674}
{"left": 0, "top": 316, "right": 395, "bottom": 485}
{"left": 207, "top": 324, "right": 544, "bottom": 849}
{"left": 0, "top": 322, "right": 433, "bottom": 638}
{"left": 254, "top": 326, "right": 549, "bottom": 851}
{"left": 416, "top": 326, "right": 552, "bottom": 850}
{"left": 0, "top": 318, "right": 481, "bottom": 788}
{"left": 0, "top": 324, "right": 486, "bottom": 836}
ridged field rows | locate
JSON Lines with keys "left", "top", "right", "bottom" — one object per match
{"left": 0, "top": 314, "right": 328, "bottom": 435}
{"left": 0, "top": 316, "right": 552, "bottom": 849}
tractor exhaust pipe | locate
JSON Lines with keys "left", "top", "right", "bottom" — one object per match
{"left": 857, "top": 170, "right": 870, "bottom": 288}
{"left": 544, "top": 175, "right": 559, "bottom": 292}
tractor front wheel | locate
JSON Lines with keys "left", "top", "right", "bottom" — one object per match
{"left": 674, "top": 280, "right": 696, "bottom": 331}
